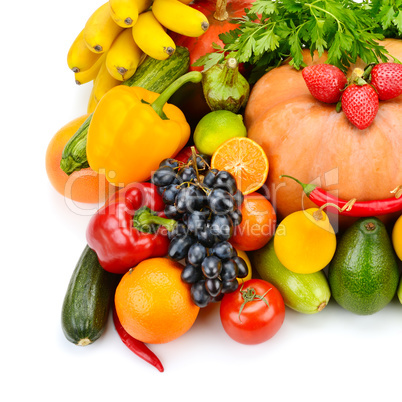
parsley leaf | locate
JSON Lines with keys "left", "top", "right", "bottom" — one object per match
{"left": 195, "top": 0, "right": 401, "bottom": 83}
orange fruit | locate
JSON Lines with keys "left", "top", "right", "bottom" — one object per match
{"left": 211, "top": 137, "right": 269, "bottom": 195}
{"left": 114, "top": 258, "right": 200, "bottom": 344}
{"left": 45, "top": 114, "right": 113, "bottom": 204}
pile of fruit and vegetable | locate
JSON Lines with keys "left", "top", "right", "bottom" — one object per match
{"left": 46, "top": 0, "right": 402, "bottom": 371}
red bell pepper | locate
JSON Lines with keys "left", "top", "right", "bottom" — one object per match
{"left": 86, "top": 182, "right": 177, "bottom": 274}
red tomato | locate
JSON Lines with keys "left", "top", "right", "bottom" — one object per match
{"left": 220, "top": 279, "right": 285, "bottom": 345}
{"left": 231, "top": 193, "right": 277, "bottom": 251}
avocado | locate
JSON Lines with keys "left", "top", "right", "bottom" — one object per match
{"left": 328, "top": 217, "right": 399, "bottom": 315}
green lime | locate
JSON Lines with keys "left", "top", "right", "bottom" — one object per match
{"left": 193, "top": 110, "right": 247, "bottom": 156}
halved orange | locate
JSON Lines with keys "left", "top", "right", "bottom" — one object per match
{"left": 211, "top": 137, "right": 269, "bottom": 195}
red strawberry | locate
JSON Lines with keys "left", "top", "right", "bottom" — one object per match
{"left": 302, "top": 64, "right": 347, "bottom": 103}
{"left": 370, "top": 62, "right": 402, "bottom": 100}
{"left": 341, "top": 84, "right": 379, "bottom": 130}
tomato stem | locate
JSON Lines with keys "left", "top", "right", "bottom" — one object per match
{"left": 238, "top": 283, "right": 271, "bottom": 323}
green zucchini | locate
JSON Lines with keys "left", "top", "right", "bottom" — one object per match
{"left": 123, "top": 46, "right": 190, "bottom": 90}
{"left": 60, "top": 47, "right": 190, "bottom": 175}
{"left": 250, "top": 239, "right": 331, "bottom": 314}
{"left": 60, "top": 115, "right": 91, "bottom": 176}
{"left": 61, "top": 245, "right": 119, "bottom": 346}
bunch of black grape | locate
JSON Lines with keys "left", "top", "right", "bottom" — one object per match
{"left": 151, "top": 152, "right": 249, "bottom": 308}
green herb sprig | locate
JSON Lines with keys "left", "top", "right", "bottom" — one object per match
{"left": 194, "top": 0, "right": 402, "bottom": 83}
{"left": 369, "top": 0, "right": 402, "bottom": 37}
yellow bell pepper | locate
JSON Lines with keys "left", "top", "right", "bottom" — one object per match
{"left": 86, "top": 71, "right": 202, "bottom": 186}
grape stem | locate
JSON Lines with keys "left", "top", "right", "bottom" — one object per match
{"left": 178, "top": 148, "right": 212, "bottom": 196}
{"left": 191, "top": 146, "right": 201, "bottom": 183}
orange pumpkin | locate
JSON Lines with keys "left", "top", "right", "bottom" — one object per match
{"left": 245, "top": 39, "right": 402, "bottom": 230}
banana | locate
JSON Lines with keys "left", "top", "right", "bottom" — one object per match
{"left": 74, "top": 53, "right": 106, "bottom": 85}
{"left": 87, "top": 61, "right": 121, "bottom": 113}
{"left": 109, "top": 0, "right": 153, "bottom": 27}
{"left": 84, "top": 2, "right": 124, "bottom": 53}
{"left": 109, "top": 0, "right": 138, "bottom": 27}
{"left": 88, "top": 58, "right": 122, "bottom": 112}
{"left": 106, "top": 28, "right": 144, "bottom": 81}
{"left": 93, "top": 60, "right": 121, "bottom": 103}
{"left": 132, "top": 11, "right": 176, "bottom": 60}
{"left": 135, "top": 0, "right": 153, "bottom": 13}
{"left": 152, "top": 0, "right": 209, "bottom": 37}
{"left": 87, "top": 87, "right": 98, "bottom": 114}
{"left": 67, "top": 29, "right": 102, "bottom": 72}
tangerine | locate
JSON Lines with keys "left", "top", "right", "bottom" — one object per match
{"left": 114, "top": 258, "right": 200, "bottom": 344}
{"left": 211, "top": 137, "right": 269, "bottom": 195}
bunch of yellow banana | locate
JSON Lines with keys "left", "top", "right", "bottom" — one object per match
{"left": 66, "top": 0, "right": 209, "bottom": 113}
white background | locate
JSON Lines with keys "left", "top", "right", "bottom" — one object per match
{"left": 2, "top": 1, "right": 402, "bottom": 401}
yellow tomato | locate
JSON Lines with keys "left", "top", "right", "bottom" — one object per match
{"left": 274, "top": 208, "right": 336, "bottom": 274}
{"left": 236, "top": 248, "right": 252, "bottom": 283}
{"left": 392, "top": 215, "right": 402, "bottom": 260}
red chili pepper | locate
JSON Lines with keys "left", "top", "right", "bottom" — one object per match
{"left": 112, "top": 306, "right": 164, "bottom": 372}
{"left": 281, "top": 175, "right": 402, "bottom": 217}
{"left": 86, "top": 182, "right": 177, "bottom": 274}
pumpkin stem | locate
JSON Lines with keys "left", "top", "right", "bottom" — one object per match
{"left": 391, "top": 185, "right": 402, "bottom": 199}
{"left": 214, "top": 0, "right": 229, "bottom": 21}
{"left": 312, "top": 199, "right": 356, "bottom": 221}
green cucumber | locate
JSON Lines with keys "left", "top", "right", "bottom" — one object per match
{"left": 60, "top": 47, "right": 190, "bottom": 175}
{"left": 61, "top": 246, "right": 119, "bottom": 346}
{"left": 250, "top": 239, "right": 331, "bottom": 314}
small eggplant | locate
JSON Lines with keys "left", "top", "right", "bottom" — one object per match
{"left": 202, "top": 58, "right": 250, "bottom": 113}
